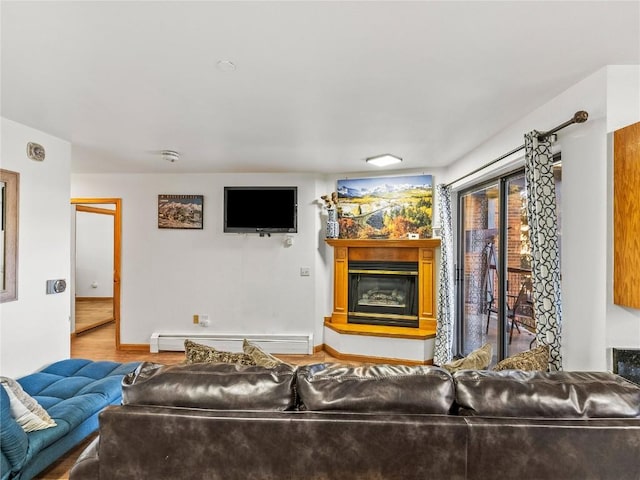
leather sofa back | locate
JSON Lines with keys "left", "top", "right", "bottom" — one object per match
{"left": 91, "top": 407, "right": 471, "bottom": 480}
{"left": 121, "top": 361, "right": 640, "bottom": 419}
{"left": 463, "top": 416, "right": 640, "bottom": 480}
{"left": 296, "top": 363, "right": 455, "bottom": 414}
{"left": 70, "top": 363, "right": 640, "bottom": 480}
{"left": 454, "top": 370, "right": 640, "bottom": 418}
{"left": 122, "top": 362, "right": 297, "bottom": 411}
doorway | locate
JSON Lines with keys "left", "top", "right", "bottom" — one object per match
{"left": 71, "top": 198, "right": 122, "bottom": 349}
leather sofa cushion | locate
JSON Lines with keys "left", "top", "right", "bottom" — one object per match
{"left": 122, "top": 362, "right": 297, "bottom": 411}
{"left": 296, "top": 363, "right": 455, "bottom": 414}
{"left": 454, "top": 370, "right": 640, "bottom": 418}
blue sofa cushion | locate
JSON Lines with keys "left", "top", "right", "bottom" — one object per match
{"left": 18, "top": 359, "right": 136, "bottom": 395}
{"left": 0, "top": 385, "right": 28, "bottom": 472}
{"left": 1, "top": 452, "right": 12, "bottom": 480}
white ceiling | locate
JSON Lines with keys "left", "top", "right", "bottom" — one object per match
{"left": 2, "top": 1, "right": 639, "bottom": 175}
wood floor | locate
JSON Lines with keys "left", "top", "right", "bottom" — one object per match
{"left": 70, "top": 323, "right": 339, "bottom": 366}
{"left": 74, "top": 298, "right": 114, "bottom": 334}
{"left": 35, "top": 311, "right": 344, "bottom": 479}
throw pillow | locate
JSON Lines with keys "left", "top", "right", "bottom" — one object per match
{"left": 184, "top": 339, "right": 255, "bottom": 366}
{"left": 442, "top": 343, "right": 493, "bottom": 373}
{"left": 242, "top": 339, "right": 291, "bottom": 368}
{"left": 0, "top": 376, "right": 57, "bottom": 432}
{"left": 492, "top": 344, "right": 549, "bottom": 371}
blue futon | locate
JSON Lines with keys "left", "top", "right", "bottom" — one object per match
{"left": 1, "top": 358, "right": 140, "bottom": 480}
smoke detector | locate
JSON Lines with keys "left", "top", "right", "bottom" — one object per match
{"left": 161, "top": 150, "right": 180, "bottom": 163}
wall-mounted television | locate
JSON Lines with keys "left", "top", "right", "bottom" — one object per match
{"left": 224, "top": 186, "right": 298, "bottom": 234}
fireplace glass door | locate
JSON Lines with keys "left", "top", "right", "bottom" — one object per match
{"left": 348, "top": 262, "right": 418, "bottom": 327}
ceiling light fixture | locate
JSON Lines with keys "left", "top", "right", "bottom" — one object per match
{"left": 216, "top": 60, "right": 236, "bottom": 72}
{"left": 365, "top": 153, "right": 403, "bottom": 167}
{"left": 161, "top": 150, "right": 180, "bottom": 163}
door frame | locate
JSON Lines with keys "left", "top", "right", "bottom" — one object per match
{"left": 71, "top": 197, "right": 122, "bottom": 349}
{"left": 455, "top": 177, "right": 506, "bottom": 360}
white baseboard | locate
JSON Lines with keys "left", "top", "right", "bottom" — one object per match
{"left": 149, "top": 332, "right": 313, "bottom": 355}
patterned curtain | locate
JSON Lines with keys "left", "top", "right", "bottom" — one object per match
{"left": 524, "top": 131, "right": 563, "bottom": 371}
{"left": 434, "top": 184, "right": 454, "bottom": 366}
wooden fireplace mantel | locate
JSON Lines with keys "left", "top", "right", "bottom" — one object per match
{"left": 325, "top": 239, "right": 441, "bottom": 249}
{"left": 325, "top": 238, "right": 441, "bottom": 335}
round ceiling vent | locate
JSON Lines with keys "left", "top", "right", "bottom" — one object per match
{"left": 161, "top": 150, "right": 180, "bottom": 163}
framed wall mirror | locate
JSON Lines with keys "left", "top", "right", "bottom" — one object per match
{"left": 1, "top": 169, "right": 19, "bottom": 303}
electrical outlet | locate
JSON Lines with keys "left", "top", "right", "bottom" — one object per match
{"left": 300, "top": 267, "right": 311, "bottom": 276}
{"left": 193, "top": 314, "right": 199, "bottom": 324}
{"left": 199, "top": 314, "right": 210, "bottom": 327}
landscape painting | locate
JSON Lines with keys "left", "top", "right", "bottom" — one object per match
{"left": 337, "top": 174, "right": 433, "bottom": 239}
{"left": 158, "top": 194, "right": 204, "bottom": 229}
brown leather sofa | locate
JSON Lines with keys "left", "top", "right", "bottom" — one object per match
{"left": 70, "top": 362, "right": 640, "bottom": 480}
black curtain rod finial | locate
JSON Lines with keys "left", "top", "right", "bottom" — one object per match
{"left": 539, "top": 110, "right": 589, "bottom": 139}
{"left": 574, "top": 111, "right": 589, "bottom": 123}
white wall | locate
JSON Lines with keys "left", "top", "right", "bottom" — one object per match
{"left": 75, "top": 210, "right": 114, "bottom": 297}
{"left": 604, "top": 66, "right": 640, "bottom": 364}
{"left": 71, "top": 173, "right": 328, "bottom": 347}
{"left": 0, "top": 118, "right": 71, "bottom": 378}
{"left": 443, "top": 66, "right": 640, "bottom": 370}
{"left": 71, "top": 168, "right": 445, "bottom": 353}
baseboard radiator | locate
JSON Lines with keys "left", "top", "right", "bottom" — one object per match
{"left": 149, "top": 332, "right": 313, "bottom": 355}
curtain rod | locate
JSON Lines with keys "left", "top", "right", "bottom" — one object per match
{"left": 446, "top": 110, "right": 588, "bottom": 188}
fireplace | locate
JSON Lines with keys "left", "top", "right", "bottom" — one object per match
{"left": 348, "top": 261, "right": 418, "bottom": 327}
{"left": 325, "top": 239, "right": 440, "bottom": 332}
{"left": 324, "top": 239, "right": 440, "bottom": 364}
{"left": 613, "top": 348, "right": 640, "bottom": 385}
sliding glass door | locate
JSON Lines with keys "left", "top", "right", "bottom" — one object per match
{"left": 458, "top": 180, "right": 501, "bottom": 364}
{"left": 457, "top": 164, "right": 561, "bottom": 364}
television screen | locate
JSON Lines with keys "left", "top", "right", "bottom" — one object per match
{"left": 224, "top": 186, "right": 298, "bottom": 233}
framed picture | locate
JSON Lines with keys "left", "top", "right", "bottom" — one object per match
{"left": 337, "top": 174, "right": 433, "bottom": 239}
{"left": 158, "top": 194, "right": 204, "bottom": 229}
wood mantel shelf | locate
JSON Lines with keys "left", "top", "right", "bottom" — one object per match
{"left": 324, "top": 238, "right": 441, "bottom": 332}
{"left": 325, "top": 239, "right": 441, "bottom": 248}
